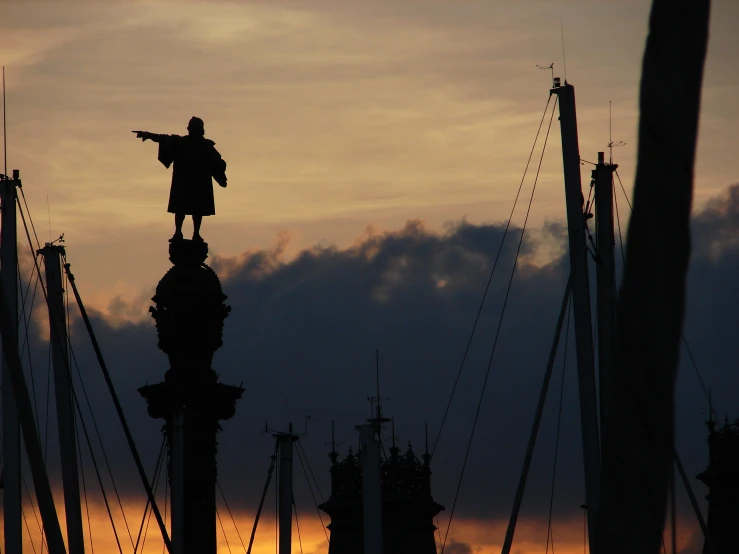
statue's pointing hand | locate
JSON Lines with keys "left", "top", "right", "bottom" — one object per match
{"left": 132, "top": 130, "right": 153, "bottom": 142}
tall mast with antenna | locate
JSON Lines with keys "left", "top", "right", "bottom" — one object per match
{"left": 551, "top": 77, "right": 600, "bottom": 550}
{"left": 1, "top": 65, "right": 23, "bottom": 554}
{"left": 375, "top": 349, "right": 382, "bottom": 424}
{"left": 3, "top": 67, "right": 7, "bottom": 175}
{"left": 40, "top": 243, "right": 85, "bottom": 553}
{"left": 594, "top": 151, "right": 617, "bottom": 454}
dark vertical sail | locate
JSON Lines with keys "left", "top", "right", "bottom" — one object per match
{"left": 595, "top": 2, "right": 711, "bottom": 553}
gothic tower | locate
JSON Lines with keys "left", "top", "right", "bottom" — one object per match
{"left": 696, "top": 416, "right": 739, "bottom": 554}
{"left": 319, "top": 434, "right": 444, "bottom": 554}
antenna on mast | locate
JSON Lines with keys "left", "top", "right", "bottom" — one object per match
{"left": 375, "top": 348, "right": 381, "bottom": 424}
{"left": 536, "top": 63, "right": 555, "bottom": 87}
{"left": 560, "top": 14, "right": 568, "bottom": 82}
{"left": 3, "top": 66, "right": 7, "bottom": 176}
{"left": 607, "top": 101, "right": 626, "bottom": 164}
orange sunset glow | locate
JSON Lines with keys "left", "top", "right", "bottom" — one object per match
{"left": 1, "top": 2, "right": 737, "bottom": 554}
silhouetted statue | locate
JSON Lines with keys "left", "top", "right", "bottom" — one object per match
{"left": 134, "top": 117, "right": 227, "bottom": 242}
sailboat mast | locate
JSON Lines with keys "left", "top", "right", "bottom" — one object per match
{"left": 357, "top": 422, "right": 383, "bottom": 554}
{"left": 1, "top": 170, "right": 22, "bottom": 554}
{"left": 276, "top": 425, "right": 297, "bottom": 554}
{"left": 551, "top": 80, "right": 601, "bottom": 550}
{"left": 593, "top": 152, "right": 617, "bottom": 444}
{"left": 40, "top": 244, "right": 85, "bottom": 554}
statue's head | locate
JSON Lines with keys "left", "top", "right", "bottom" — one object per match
{"left": 187, "top": 117, "right": 205, "bottom": 137}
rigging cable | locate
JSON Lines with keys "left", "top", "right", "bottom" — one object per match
{"left": 72, "top": 385, "right": 124, "bottom": 554}
{"left": 217, "top": 480, "right": 247, "bottom": 552}
{"left": 297, "top": 441, "right": 326, "bottom": 503}
{"left": 246, "top": 444, "right": 278, "bottom": 554}
{"left": 67, "top": 338, "right": 136, "bottom": 548}
{"left": 613, "top": 169, "right": 715, "bottom": 416}
{"left": 21, "top": 506, "right": 39, "bottom": 554}
{"left": 17, "top": 260, "right": 41, "bottom": 432}
{"left": 432, "top": 95, "right": 554, "bottom": 457}
{"left": 293, "top": 495, "right": 304, "bottom": 554}
{"left": 18, "top": 187, "right": 41, "bottom": 251}
{"left": 63, "top": 261, "right": 173, "bottom": 553}
{"left": 162, "top": 454, "right": 169, "bottom": 554}
{"left": 545, "top": 295, "right": 571, "bottom": 554}
{"left": 612, "top": 180, "right": 626, "bottom": 266}
{"left": 76, "top": 402, "right": 96, "bottom": 554}
{"left": 216, "top": 507, "right": 233, "bottom": 554}
{"left": 441, "top": 95, "right": 558, "bottom": 554}
{"left": 275, "top": 451, "right": 279, "bottom": 554}
{"left": 20, "top": 473, "right": 44, "bottom": 548}
{"left": 295, "top": 442, "right": 330, "bottom": 544}
{"left": 673, "top": 450, "right": 718, "bottom": 554}
{"left": 139, "top": 440, "right": 167, "bottom": 554}
{"left": 134, "top": 437, "right": 166, "bottom": 554}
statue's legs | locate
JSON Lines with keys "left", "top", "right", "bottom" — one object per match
{"left": 193, "top": 216, "right": 203, "bottom": 242}
{"left": 171, "top": 213, "right": 185, "bottom": 242}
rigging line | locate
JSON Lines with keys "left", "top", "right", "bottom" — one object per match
{"left": 545, "top": 295, "right": 572, "bottom": 554}
{"left": 72, "top": 385, "right": 125, "bottom": 554}
{"left": 15, "top": 206, "right": 43, "bottom": 426}
{"left": 21, "top": 472, "right": 45, "bottom": 539}
{"left": 670, "top": 461, "right": 677, "bottom": 554}
{"left": 2, "top": 66, "right": 6, "bottom": 177}
{"left": 275, "top": 452, "right": 279, "bottom": 554}
{"left": 681, "top": 336, "right": 716, "bottom": 419}
{"left": 613, "top": 181, "right": 626, "bottom": 268}
{"left": 134, "top": 437, "right": 166, "bottom": 554}
{"left": 614, "top": 169, "right": 633, "bottom": 211}
{"left": 162, "top": 452, "right": 169, "bottom": 554}
{"left": 612, "top": 172, "right": 714, "bottom": 416}
{"left": 67, "top": 340, "right": 136, "bottom": 549}
{"left": 295, "top": 442, "right": 330, "bottom": 544}
{"left": 500, "top": 277, "right": 572, "bottom": 554}
{"left": 140, "top": 441, "right": 167, "bottom": 554}
{"left": 43, "top": 340, "right": 51, "bottom": 463}
{"left": 432, "top": 94, "right": 554, "bottom": 458}
{"left": 16, "top": 190, "right": 47, "bottom": 305}
{"left": 76, "top": 402, "right": 95, "bottom": 554}
{"left": 21, "top": 506, "right": 40, "bottom": 554}
{"left": 442, "top": 95, "right": 558, "bottom": 554}
{"left": 139, "top": 458, "right": 167, "bottom": 554}
{"left": 18, "top": 258, "right": 42, "bottom": 444}
{"left": 216, "top": 479, "right": 247, "bottom": 552}
{"left": 16, "top": 196, "right": 40, "bottom": 309}
{"left": 17, "top": 256, "right": 41, "bottom": 374}
{"left": 247, "top": 444, "right": 279, "bottom": 554}
{"left": 18, "top": 187, "right": 41, "bottom": 252}
{"left": 63, "top": 262, "right": 173, "bottom": 553}
{"left": 673, "top": 449, "right": 718, "bottom": 554}
{"left": 216, "top": 507, "right": 233, "bottom": 554}
{"left": 435, "top": 514, "right": 443, "bottom": 553}
{"left": 293, "top": 495, "right": 305, "bottom": 554}
{"left": 16, "top": 234, "right": 40, "bottom": 327}
{"left": 296, "top": 441, "right": 326, "bottom": 503}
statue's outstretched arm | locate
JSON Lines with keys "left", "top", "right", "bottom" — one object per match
{"left": 132, "top": 131, "right": 164, "bottom": 143}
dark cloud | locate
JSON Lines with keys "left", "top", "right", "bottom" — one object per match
{"left": 444, "top": 539, "right": 473, "bottom": 554}
{"left": 20, "top": 185, "right": 739, "bottom": 548}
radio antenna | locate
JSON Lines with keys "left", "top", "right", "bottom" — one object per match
{"left": 3, "top": 66, "right": 7, "bottom": 176}
{"left": 560, "top": 14, "right": 568, "bottom": 82}
{"left": 536, "top": 63, "right": 555, "bottom": 87}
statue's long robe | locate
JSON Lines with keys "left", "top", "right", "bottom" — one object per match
{"left": 157, "top": 135, "right": 227, "bottom": 216}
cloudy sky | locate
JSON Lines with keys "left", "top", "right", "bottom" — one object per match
{"left": 2, "top": 1, "right": 738, "bottom": 553}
